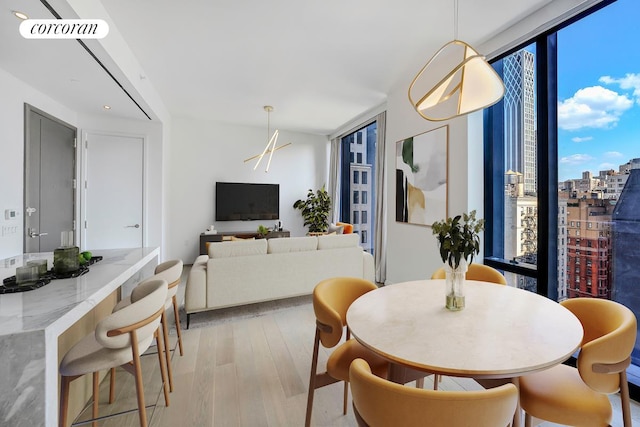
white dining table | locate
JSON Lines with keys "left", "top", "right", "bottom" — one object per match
{"left": 346, "top": 279, "right": 584, "bottom": 427}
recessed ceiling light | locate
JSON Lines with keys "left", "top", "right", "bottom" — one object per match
{"left": 12, "top": 11, "right": 29, "bottom": 20}
{"left": 103, "top": 105, "right": 111, "bottom": 110}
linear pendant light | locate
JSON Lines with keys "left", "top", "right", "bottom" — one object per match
{"left": 408, "top": 0, "right": 504, "bottom": 121}
{"left": 244, "top": 105, "right": 291, "bottom": 173}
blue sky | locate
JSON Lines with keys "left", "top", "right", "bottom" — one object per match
{"left": 557, "top": 0, "right": 640, "bottom": 182}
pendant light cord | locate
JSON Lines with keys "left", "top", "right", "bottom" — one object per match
{"left": 454, "top": 0, "right": 459, "bottom": 40}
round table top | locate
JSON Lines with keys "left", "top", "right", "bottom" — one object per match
{"left": 346, "top": 280, "right": 584, "bottom": 379}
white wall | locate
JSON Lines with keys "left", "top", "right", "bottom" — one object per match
{"left": 0, "top": 67, "right": 78, "bottom": 259}
{"left": 384, "top": 82, "right": 484, "bottom": 284}
{"left": 167, "top": 117, "right": 328, "bottom": 263}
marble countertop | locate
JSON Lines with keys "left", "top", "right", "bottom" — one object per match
{"left": 0, "top": 247, "right": 159, "bottom": 336}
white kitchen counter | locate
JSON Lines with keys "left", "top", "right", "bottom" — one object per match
{"left": 0, "top": 247, "right": 159, "bottom": 427}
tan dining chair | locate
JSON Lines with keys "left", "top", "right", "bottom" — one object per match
{"left": 305, "top": 277, "right": 389, "bottom": 427}
{"left": 109, "top": 259, "right": 184, "bottom": 398}
{"left": 431, "top": 263, "right": 507, "bottom": 285}
{"left": 519, "top": 298, "right": 637, "bottom": 427}
{"left": 59, "top": 279, "right": 168, "bottom": 427}
{"left": 350, "top": 358, "right": 518, "bottom": 427}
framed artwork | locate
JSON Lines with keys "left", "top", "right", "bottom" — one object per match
{"left": 395, "top": 125, "right": 448, "bottom": 227}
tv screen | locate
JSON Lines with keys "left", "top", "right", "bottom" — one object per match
{"left": 215, "top": 182, "right": 279, "bottom": 221}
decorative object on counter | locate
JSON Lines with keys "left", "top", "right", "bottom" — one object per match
{"left": 0, "top": 255, "right": 102, "bottom": 294}
{"left": 432, "top": 210, "right": 485, "bottom": 311}
{"left": 293, "top": 186, "right": 331, "bottom": 234}
{"left": 54, "top": 231, "right": 80, "bottom": 274}
{"left": 26, "top": 259, "right": 48, "bottom": 276}
{"left": 15, "top": 265, "right": 39, "bottom": 285}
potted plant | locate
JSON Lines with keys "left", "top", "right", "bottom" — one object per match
{"left": 293, "top": 186, "right": 331, "bottom": 234}
{"left": 256, "top": 225, "right": 270, "bottom": 238}
{"left": 431, "top": 210, "right": 485, "bottom": 310}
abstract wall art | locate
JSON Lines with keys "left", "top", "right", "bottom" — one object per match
{"left": 395, "top": 125, "right": 448, "bottom": 227}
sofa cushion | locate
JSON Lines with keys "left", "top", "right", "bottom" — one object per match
{"left": 268, "top": 236, "right": 317, "bottom": 254}
{"left": 317, "top": 233, "right": 359, "bottom": 250}
{"left": 327, "top": 223, "right": 344, "bottom": 234}
{"left": 209, "top": 239, "right": 267, "bottom": 258}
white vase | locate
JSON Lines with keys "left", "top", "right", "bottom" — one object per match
{"left": 444, "top": 258, "right": 467, "bottom": 311}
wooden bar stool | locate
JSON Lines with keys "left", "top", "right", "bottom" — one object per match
{"left": 59, "top": 279, "right": 168, "bottom": 427}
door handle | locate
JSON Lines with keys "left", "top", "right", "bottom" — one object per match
{"left": 126, "top": 224, "right": 140, "bottom": 228}
{"left": 28, "top": 228, "right": 48, "bottom": 238}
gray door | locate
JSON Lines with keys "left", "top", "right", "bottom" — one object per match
{"left": 24, "top": 107, "right": 76, "bottom": 253}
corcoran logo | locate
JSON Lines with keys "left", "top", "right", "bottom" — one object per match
{"left": 19, "top": 19, "right": 109, "bottom": 39}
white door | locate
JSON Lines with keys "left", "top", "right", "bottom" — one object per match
{"left": 84, "top": 133, "right": 144, "bottom": 249}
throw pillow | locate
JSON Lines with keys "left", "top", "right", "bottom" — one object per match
{"left": 327, "top": 223, "right": 344, "bottom": 234}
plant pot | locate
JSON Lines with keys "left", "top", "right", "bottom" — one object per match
{"left": 444, "top": 258, "right": 467, "bottom": 311}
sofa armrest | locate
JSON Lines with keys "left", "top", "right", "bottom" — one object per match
{"left": 363, "top": 251, "right": 375, "bottom": 283}
{"left": 185, "top": 256, "right": 208, "bottom": 313}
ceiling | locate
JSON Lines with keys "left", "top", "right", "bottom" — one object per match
{"left": 1, "top": 0, "right": 555, "bottom": 135}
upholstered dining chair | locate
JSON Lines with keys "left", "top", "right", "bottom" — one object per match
{"left": 431, "top": 263, "right": 507, "bottom": 285}
{"left": 519, "top": 298, "right": 637, "bottom": 427}
{"left": 305, "top": 277, "right": 389, "bottom": 427}
{"left": 350, "top": 358, "right": 518, "bottom": 427}
{"left": 109, "top": 259, "right": 184, "bottom": 397}
{"left": 59, "top": 279, "right": 168, "bottom": 427}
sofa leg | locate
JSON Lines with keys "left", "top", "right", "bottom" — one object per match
{"left": 186, "top": 313, "right": 190, "bottom": 329}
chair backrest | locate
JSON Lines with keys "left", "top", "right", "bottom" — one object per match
{"left": 350, "top": 358, "right": 518, "bottom": 427}
{"left": 561, "top": 298, "right": 637, "bottom": 393}
{"left": 95, "top": 279, "right": 168, "bottom": 349}
{"left": 431, "top": 263, "right": 507, "bottom": 285}
{"left": 313, "top": 277, "right": 377, "bottom": 348}
{"left": 154, "top": 259, "right": 183, "bottom": 298}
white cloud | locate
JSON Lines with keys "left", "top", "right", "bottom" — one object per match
{"left": 600, "top": 73, "right": 640, "bottom": 103}
{"left": 558, "top": 86, "right": 633, "bottom": 131}
{"left": 560, "top": 153, "right": 594, "bottom": 164}
{"left": 604, "top": 151, "right": 623, "bottom": 158}
{"left": 571, "top": 136, "right": 593, "bottom": 143}
{"left": 598, "top": 162, "right": 616, "bottom": 170}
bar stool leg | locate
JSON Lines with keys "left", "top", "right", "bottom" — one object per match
{"left": 161, "top": 311, "right": 174, "bottom": 392}
{"left": 109, "top": 368, "right": 116, "bottom": 404}
{"left": 172, "top": 295, "right": 184, "bottom": 356}
{"left": 92, "top": 372, "right": 99, "bottom": 427}
{"left": 155, "top": 327, "right": 170, "bottom": 406}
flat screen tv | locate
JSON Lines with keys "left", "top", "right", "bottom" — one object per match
{"left": 215, "top": 182, "right": 279, "bottom": 221}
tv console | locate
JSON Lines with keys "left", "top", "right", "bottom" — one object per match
{"left": 199, "top": 230, "right": 290, "bottom": 255}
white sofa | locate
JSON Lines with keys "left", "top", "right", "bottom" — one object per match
{"left": 185, "top": 233, "right": 374, "bottom": 325}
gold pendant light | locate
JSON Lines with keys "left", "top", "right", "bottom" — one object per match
{"left": 244, "top": 105, "right": 291, "bottom": 172}
{"left": 408, "top": 0, "right": 504, "bottom": 121}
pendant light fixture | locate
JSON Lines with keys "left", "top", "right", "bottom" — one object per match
{"left": 244, "top": 105, "right": 291, "bottom": 172}
{"left": 408, "top": 0, "right": 504, "bottom": 121}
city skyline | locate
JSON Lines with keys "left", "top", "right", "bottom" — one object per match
{"left": 557, "top": 0, "right": 639, "bottom": 182}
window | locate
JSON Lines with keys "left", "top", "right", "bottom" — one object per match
{"left": 361, "top": 230, "right": 367, "bottom": 244}
{"left": 339, "top": 121, "right": 377, "bottom": 254}
{"left": 484, "top": 0, "right": 640, "bottom": 393}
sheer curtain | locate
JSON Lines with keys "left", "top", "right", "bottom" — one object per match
{"left": 328, "top": 137, "right": 341, "bottom": 224}
{"left": 374, "top": 112, "right": 387, "bottom": 284}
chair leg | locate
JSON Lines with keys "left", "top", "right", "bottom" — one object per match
{"left": 161, "top": 311, "right": 174, "bottom": 392}
{"left": 524, "top": 412, "right": 532, "bottom": 427}
{"left": 130, "top": 331, "right": 148, "bottom": 427}
{"left": 343, "top": 381, "right": 348, "bottom": 415}
{"left": 305, "top": 329, "right": 321, "bottom": 427}
{"left": 172, "top": 295, "right": 184, "bottom": 356}
{"left": 433, "top": 374, "right": 439, "bottom": 390}
{"left": 620, "top": 371, "right": 632, "bottom": 427}
{"left": 109, "top": 367, "right": 116, "bottom": 404}
{"left": 92, "top": 372, "right": 99, "bottom": 427}
{"left": 155, "top": 328, "right": 170, "bottom": 406}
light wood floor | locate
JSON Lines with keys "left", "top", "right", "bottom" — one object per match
{"left": 75, "top": 290, "right": 640, "bottom": 426}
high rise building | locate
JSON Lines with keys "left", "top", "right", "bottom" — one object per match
{"left": 503, "top": 50, "right": 537, "bottom": 195}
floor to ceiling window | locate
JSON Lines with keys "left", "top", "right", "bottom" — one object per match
{"left": 340, "top": 122, "right": 377, "bottom": 253}
{"left": 484, "top": 0, "right": 640, "bottom": 388}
